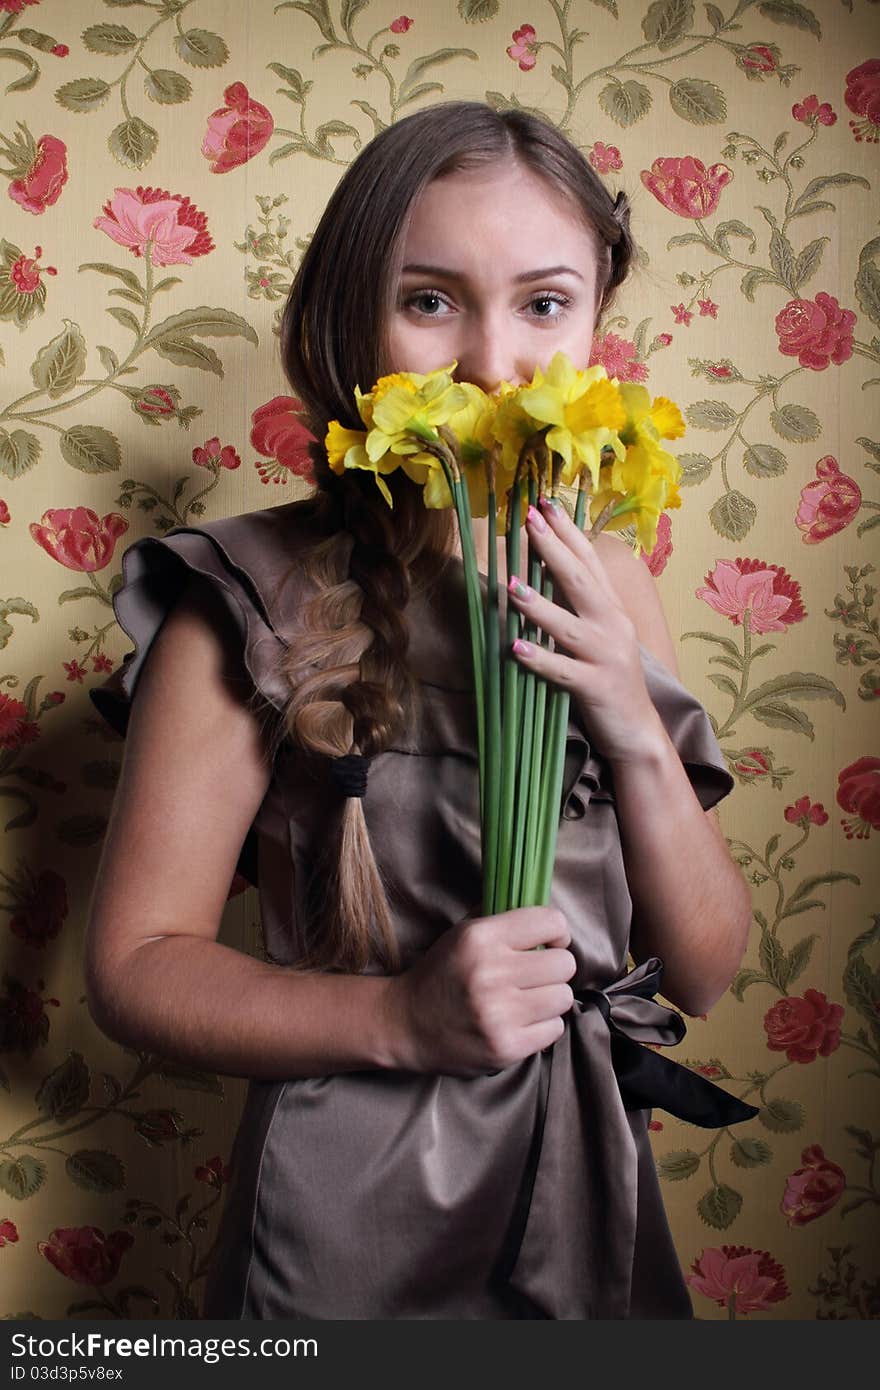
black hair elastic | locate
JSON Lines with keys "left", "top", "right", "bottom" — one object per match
{"left": 330, "top": 753, "right": 370, "bottom": 799}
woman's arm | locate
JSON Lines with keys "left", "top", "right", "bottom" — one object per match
{"left": 85, "top": 576, "right": 408, "bottom": 1081}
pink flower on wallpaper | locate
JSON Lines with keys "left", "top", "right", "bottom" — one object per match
{"left": 251, "top": 396, "right": 316, "bottom": 484}
{"left": 9, "top": 245, "right": 56, "bottom": 293}
{"left": 192, "top": 436, "right": 241, "bottom": 470}
{"left": 588, "top": 331, "right": 648, "bottom": 382}
{"left": 39, "top": 1227, "right": 134, "bottom": 1286}
{"left": 792, "top": 94, "right": 837, "bottom": 126}
{"left": 0, "top": 694, "right": 29, "bottom": 749}
{"left": 775, "top": 292, "right": 856, "bottom": 369}
{"left": 0, "top": 500, "right": 9, "bottom": 525}
{"left": 640, "top": 512, "right": 672, "bottom": 577}
{"left": 507, "top": 24, "right": 538, "bottom": 71}
{"left": 836, "top": 756, "right": 880, "bottom": 841}
{"left": 784, "top": 796, "right": 828, "bottom": 826}
{"left": 30, "top": 507, "right": 129, "bottom": 572}
{"left": 0, "top": 1, "right": 40, "bottom": 12}
{"left": 8, "top": 134, "right": 68, "bottom": 215}
{"left": 202, "top": 82, "right": 274, "bottom": 175}
{"left": 796, "top": 455, "right": 861, "bottom": 543}
{"left": 95, "top": 187, "right": 214, "bottom": 266}
{"left": 687, "top": 1246, "right": 789, "bottom": 1314}
{"left": 781, "top": 1145, "right": 846, "bottom": 1227}
{"left": 731, "top": 748, "right": 773, "bottom": 783}
{"left": 763, "top": 989, "right": 843, "bottom": 1064}
{"left": 736, "top": 44, "right": 780, "bottom": 77}
{"left": 63, "top": 658, "right": 87, "bottom": 684}
{"left": 671, "top": 304, "right": 693, "bottom": 324}
{"left": 8, "top": 868, "right": 68, "bottom": 948}
{"left": 0, "top": 1219, "right": 18, "bottom": 1247}
{"left": 195, "top": 1155, "right": 231, "bottom": 1188}
{"left": 639, "top": 155, "right": 733, "bottom": 218}
{"left": 844, "top": 59, "right": 880, "bottom": 144}
{"left": 696, "top": 558, "right": 807, "bottom": 633}
{"left": 588, "top": 142, "right": 622, "bottom": 174}
{"left": 390, "top": 15, "right": 413, "bottom": 32}
{"left": 698, "top": 298, "right": 718, "bottom": 317}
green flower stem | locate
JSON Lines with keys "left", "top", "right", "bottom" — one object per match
{"left": 483, "top": 483, "right": 502, "bottom": 913}
{"left": 509, "top": 472, "right": 540, "bottom": 908}
{"left": 493, "top": 476, "right": 524, "bottom": 914}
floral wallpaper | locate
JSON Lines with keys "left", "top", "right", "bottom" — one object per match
{"left": 0, "top": 0, "right": 878, "bottom": 1322}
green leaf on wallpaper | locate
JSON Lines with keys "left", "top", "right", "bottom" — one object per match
{"left": 15, "top": 28, "right": 62, "bottom": 54}
{"left": 267, "top": 63, "right": 310, "bottom": 102}
{"left": 697, "top": 1184, "right": 742, "bottom": 1229}
{"left": 642, "top": 0, "right": 694, "bottom": 51}
{"left": 66, "top": 1150, "right": 125, "bottom": 1194}
{"left": 657, "top": 1150, "right": 701, "bottom": 1181}
{"left": 843, "top": 955, "right": 880, "bottom": 1031}
{"left": 794, "top": 237, "right": 829, "bottom": 290}
{"left": 108, "top": 117, "right": 159, "bottom": 170}
{"left": 144, "top": 69, "right": 193, "bottom": 105}
{"left": 458, "top": 0, "right": 499, "bottom": 19}
{"left": 80, "top": 261, "right": 144, "bottom": 295}
{"left": 598, "top": 81, "right": 652, "bottom": 128}
{"left": 351, "top": 100, "right": 387, "bottom": 134}
{"left": 106, "top": 305, "right": 142, "bottom": 336}
{"left": 747, "top": 673, "right": 846, "bottom": 711}
{"left": 847, "top": 915, "right": 880, "bottom": 960}
{"left": 82, "top": 23, "right": 138, "bottom": 55}
{"left": 705, "top": 3, "right": 725, "bottom": 30}
{"left": 787, "top": 873, "right": 859, "bottom": 912}
{"left": 35, "top": 1052, "right": 91, "bottom": 1121}
{"left": 758, "top": 1, "right": 822, "bottom": 41}
{"left": 145, "top": 307, "right": 258, "bottom": 349}
{"left": 341, "top": 0, "right": 371, "bottom": 29}
{"left": 855, "top": 239, "right": 880, "bottom": 328}
{"left": 707, "top": 673, "right": 739, "bottom": 699}
{"left": 751, "top": 700, "right": 814, "bottom": 736}
{"left": 743, "top": 444, "right": 787, "bottom": 478}
{"left": 55, "top": 77, "right": 112, "bottom": 112}
{"left": 730, "top": 1137, "right": 772, "bottom": 1168}
{"left": 676, "top": 453, "right": 712, "bottom": 485}
{"left": 0, "top": 1156, "right": 46, "bottom": 1202}
{"left": 770, "top": 403, "right": 821, "bottom": 442}
{"left": 783, "top": 934, "right": 818, "bottom": 984}
{"left": 314, "top": 120, "right": 362, "bottom": 155}
{"left": 173, "top": 29, "right": 230, "bottom": 69}
{"left": 709, "top": 490, "right": 756, "bottom": 541}
{"left": 60, "top": 425, "right": 122, "bottom": 474}
{"left": 669, "top": 78, "right": 726, "bottom": 124}
{"left": 686, "top": 400, "right": 737, "bottom": 430}
{"left": 156, "top": 1059, "right": 224, "bottom": 1095}
{"left": 150, "top": 334, "right": 223, "bottom": 375}
{"left": 769, "top": 227, "right": 797, "bottom": 291}
{"left": 729, "top": 968, "right": 767, "bottom": 1001}
{"left": 30, "top": 320, "right": 86, "bottom": 399}
{"left": 713, "top": 219, "right": 757, "bottom": 256}
{"left": 275, "top": 1, "right": 339, "bottom": 46}
{"left": 758, "top": 1097, "right": 805, "bottom": 1132}
{"left": 740, "top": 266, "right": 778, "bottom": 302}
{"left": 0, "top": 427, "right": 41, "bottom": 480}
{"left": 2, "top": 49, "right": 39, "bottom": 97}
{"left": 398, "top": 49, "right": 479, "bottom": 106}
{"left": 759, "top": 932, "right": 789, "bottom": 990}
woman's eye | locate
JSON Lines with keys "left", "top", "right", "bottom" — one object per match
{"left": 529, "top": 294, "right": 571, "bottom": 320}
{"left": 406, "top": 291, "right": 449, "bottom": 316}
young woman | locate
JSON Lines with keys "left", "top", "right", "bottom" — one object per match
{"left": 86, "top": 100, "right": 753, "bottom": 1320}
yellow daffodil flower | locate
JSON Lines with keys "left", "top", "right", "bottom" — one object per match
{"left": 511, "top": 351, "right": 627, "bottom": 491}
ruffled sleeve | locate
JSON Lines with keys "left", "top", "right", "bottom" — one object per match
{"left": 89, "top": 515, "right": 295, "bottom": 884}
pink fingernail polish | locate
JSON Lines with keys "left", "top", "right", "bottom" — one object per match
{"left": 508, "top": 575, "right": 531, "bottom": 599}
{"left": 512, "top": 639, "right": 532, "bottom": 657}
{"left": 526, "top": 504, "right": 546, "bottom": 533}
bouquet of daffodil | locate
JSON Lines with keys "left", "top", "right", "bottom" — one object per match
{"left": 325, "top": 351, "right": 685, "bottom": 917}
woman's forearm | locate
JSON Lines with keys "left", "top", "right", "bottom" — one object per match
{"left": 87, "top": 934, "right": 414, "bottom": 1081}
{"left": 608, "top": 714, "right": 752, "bottom": 1017}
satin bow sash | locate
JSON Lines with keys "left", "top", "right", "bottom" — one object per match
{"left": 501, "top": 956, "right": 758, "bottom": 1320}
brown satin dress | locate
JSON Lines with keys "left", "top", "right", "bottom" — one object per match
{"left": 90, "top": 500, "right": 737, "bottom": 1321}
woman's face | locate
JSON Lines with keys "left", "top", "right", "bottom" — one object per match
{"left": 386, "top": 160, "right": 601, "bottom": 394}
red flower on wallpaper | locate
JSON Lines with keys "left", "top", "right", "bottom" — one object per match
{"left": 0, "top": 1218, "right": 18, "bottom": 1247}
{"left": 39, "top": 1227, "right": 134, "bottom": 1286}
{"left": 588, "top": 142, "right": 622, "bottom": 174}
{"left": 836, "top": 756, "right": 880, "bottom": 841}
{"left": 192, "top": 436, "right": 241, "bottom": 470}
{"left": 250, "top": 396, "right": 316, "bottom": 484}
{"left": 792, "top": 94, "right": 837, "bottom": 126}
{"left": 796, "top": 455, "right": 861, "bottom": 543}
{"left": 7, "top": 867, "right": 68, "bottom": 948}
{"left": 639, "top": 155, "right": 732, "bottom": 218}
{"left": 640, "top": 512, "right": 673, "bottom": 578}
{"left": 588, "top": 331, "right": 648, "bottom": 383}
{"left": 30, "top": 507, "right": 128, "bottom": 572}
{"left": 731, "top": 748, "right": 773, "bottom": 783}
{"left": 0, "top": 501, "right": 9, "bottom": 525}
{"left": 780, "top": 1145, "right": 846, "bottom": 1226}
{"left": 0, "top": 1, "right": 41, "bottom": 12}
{"left": 844, "top": 59, "right": 880, "bottom": 144}
{"left": 775, "top": 292, "right": 856, "bottom": 369}
{"left": 0, "top": 976, "right": 59, "bottom": 1056}
{"left": 507, "top": 24, "right": 538, "bottom": 71}
{"left": 736, "top": 44, "right": 780, "bottom": 77}
{"left": 133, "top": 1109, "right": 187, "bottom": 1147}
{"left": 390, "top": 15, "right": 413, "bottom": 33}
{"left": 94, "top": 187, "right": 214, "bottom": 266}
{"left": 696, "top": 557, "right": 806, "bottom": 633}
{"left": 195, "top": 1155, "right": 231, "bottom": 1188}
{"left": 202, "top": 82, "right": 274, "bottom": 175}
{"left": 763, "top": 989, "right": 844, "bottom": 1064}
{"left": 783, "top": 796, "right": 828, "bottom": 827}
{"left": 0, "top": 695, "right": 34, "bottom": 750}
{"left": 4, "top": 132, "right": 68, "bottom": 215}
{"left": 687, "top": 1246, "right": 789, "bottom": 1314}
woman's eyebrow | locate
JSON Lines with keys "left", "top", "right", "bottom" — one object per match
{"left": 401, "top": 262, "right": 585, "bottom": 284}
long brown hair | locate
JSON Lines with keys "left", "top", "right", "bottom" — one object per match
{"left": 268, "top": 100, "right": 637, "bottom": 974}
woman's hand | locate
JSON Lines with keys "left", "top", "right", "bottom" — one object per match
{"left": 506, "top": 494, "right": 662, "bottom": 765}
{"left": 387, "top": 906, "right": 577, "bottom": 1078}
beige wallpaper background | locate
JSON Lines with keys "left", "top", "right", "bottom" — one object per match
{"left": 0, "top": 0, "right": 878, "bottom": 1320}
